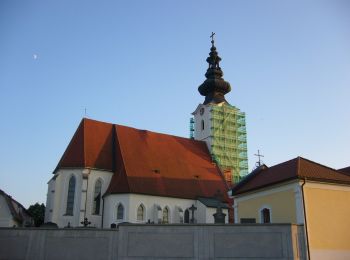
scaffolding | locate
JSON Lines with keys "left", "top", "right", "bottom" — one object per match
{"left": 189, "top": 118, "right": 195, "bottom": 139}
{"left": 210, "top": 104, "right": 248, "bottom": 183}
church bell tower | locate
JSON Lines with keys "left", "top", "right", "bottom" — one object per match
{"left": 190, "top": 34, "right": 248, "bottom": 183}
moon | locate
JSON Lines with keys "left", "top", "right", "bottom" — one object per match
{"left": 33, "top": 54, "right": 38, "bottom": 60}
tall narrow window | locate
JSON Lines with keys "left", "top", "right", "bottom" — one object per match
{"left": 261, "top": 208, "right": 271, "bottom": 223}
{"left": 201, "top": 120, "right": 205, "bottom": 130}
{"left": 117, "top": 204, "right": 124, "bottom": 221}
{"left": 66, "top": 176, "right": 76, "bottom": 215}
{"left": 178, "top": 207, "right": 184, "bottom": 223}
{"left": 162, "top": 207, "right": 169, "bottom": 224}
{"left": 93, "top": 179, "right": 102, "bottom": 215}
{"left": 137, "top": 204, "right": 145, "bottom": 221}
{"left": 184, "top": 209, "right": 190, "bottom": 223}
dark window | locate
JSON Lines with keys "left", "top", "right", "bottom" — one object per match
{"left": 201, "top": 120, "right": 205, "bottom": 130}
{"left": 184, "top": 209, "right": 190, "bottom": 223}
{"left": 240, "top": 218, "right": 256, "bottom": 224}
{"left": 93, "top": 179, "right": 102, "bottom": 215}
{"left": 261, "top": 208, "right": 271, "bottom": 223}
{"left": 162, "top": 207, "right": 169, "bottom": 224}
{"left": 66, "top": 176, "right": 76, "bottom": 215}
{"left": 137, "top": 204, "right": 144, "bottom": 221}
{"left": 117, "top": 204, "right": 124, "bottom": 220}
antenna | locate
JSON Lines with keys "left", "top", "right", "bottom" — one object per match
{"left": 84, "top": 108, "right": 87, "bottom": 117}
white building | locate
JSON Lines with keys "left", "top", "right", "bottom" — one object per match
{"left": 0, "top": 189, "right": 33, "bottom": 227}
{"left": 45, "top": 119, "right": 230, "bottom": 228}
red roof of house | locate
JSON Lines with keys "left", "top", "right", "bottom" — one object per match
{"left": 56, "top": 118, "right": 229, "bottom": 201}
{"left": 339, "top": 166, "right": 350, "bottom": 176}
{"left": 231, "top": 157, "right": 350, "bottom": 195}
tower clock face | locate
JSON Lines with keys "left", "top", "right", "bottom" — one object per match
{"left": 200, "top": 108, "right": 205, "bottom": 115}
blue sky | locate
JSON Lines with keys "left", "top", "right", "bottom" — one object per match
{"left": 1, "top": 0, "right": 349, "bottom": 207}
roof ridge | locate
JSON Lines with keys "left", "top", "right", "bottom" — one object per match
{"left": 81, "top": 117, "right": 203, "bottom": 144}
{"left": 114, "top": 125, "right": 131, "bottom": 192}
{"left": 117, "top": 124, "right": 203, "bottom": 143}
{"left": 298, "top": 156, "right": 339, "bottom": 174}
{"left": 83, "top": 118, "right": 86, "bottom": 167}
{"left": 297, "top": 156, "right": 301, "bottom": 177}
{"left": 53, "top": 118, "right": 86, "bottom": 173}
{"left": 231, "top": 164, "right": 268, "bottom": 194}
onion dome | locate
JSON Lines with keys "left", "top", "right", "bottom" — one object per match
{"left": 198, "top": 33, "right": 231, "bottom": 105}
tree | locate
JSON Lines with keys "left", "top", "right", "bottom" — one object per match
{"left": 27, "top": 203, "right": 45, "bottom": 227}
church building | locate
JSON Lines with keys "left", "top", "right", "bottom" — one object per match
{"left": 45, "top": 36, "right": 247, "bottom": 228}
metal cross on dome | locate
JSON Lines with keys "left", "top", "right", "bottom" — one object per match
{"left": 210, "top": 32, "right": 216, "bottom": 45}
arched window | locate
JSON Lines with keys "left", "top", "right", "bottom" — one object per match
{"left": 162, "top": 207, "right": 169, "bottom": 224}
{"left": 66, "top": 175, "right": 76, "bottom": 215}
{"left": 178, "top": 207, "right": 184, "bottom": 223}
{"left": 116, "top": 204, "right": 124, "bottom": 221}
{"left": 261, "top": 208, "right": 271, "bottom": 223}
{"left": 201, "top": 120, "right": 205, "bottom": 130}
{"left": 184, "top": 209, "right": 190, "bottom": 223}
{"left": 137, "top": 204, "right": 145, "bottom": 221}
{"left": 93, "top": 179, "right": 102, "bottom": 215}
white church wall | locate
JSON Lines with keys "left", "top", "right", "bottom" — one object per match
{"left": 196, "top": 201, "right": 229, "bottom": 224}
{"left": 193, "top": 104, "right": 212, "bottom": 150}
{"left": 103, "top": 194, "right": 219, "bottom": 228}
{"left": 103, "top": 194, "right": 130, "bottom": 227}
{"left": 80, "top": 169, "right": 113, "bottom": 228}
{"left": 54, "top": 169, "right": 83, "bottom": 227}
{"left": 46, "top": 168, "right": 113, "bottom": 228}
{"left": 47, "top": 169, "right": 230, "bottom": 228}
{"left": 196, "top": 201, "right": 207, "bottom": 223}
{"left": 44, "top": 178, "right": 55, "bottom": 223}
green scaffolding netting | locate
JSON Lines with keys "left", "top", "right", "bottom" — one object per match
{"left": 210, "top": 104, "right": 248, "bottom": 183}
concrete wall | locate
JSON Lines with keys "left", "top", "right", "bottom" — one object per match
{"left": 0, "top": 224, "right": 306, "bottom": 260}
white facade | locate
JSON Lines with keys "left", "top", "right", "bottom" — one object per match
{"left": 46, "top": 168, "right": 229, "bottom": 228}
{"left": 192, "top": 101, "right": 231, "bottom": 152}
{"left": 0, "top": 192, "right": 33, "bottom": 227}
{"left": 192, "top": 103, "right": 214, "bottom": 150}
{"left": 45, "top": 168, "right": 113, "bottom": 228}
{"left": 0, "top": 195, "right": 14, "bottom": 227}
{"left": 103, "top": 193, "right": 229, "bottom": 228}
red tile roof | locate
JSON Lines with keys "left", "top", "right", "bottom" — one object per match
{"left": 56, "top": 118, "right": 229, "bottom": 201}
{"left": 339, "top": 166, "right": 350, "bottom": 176}
{"left": 232, "top": 157, "right": 350, "bottom": 195}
